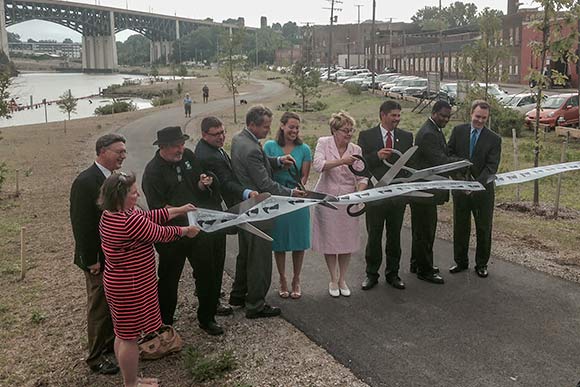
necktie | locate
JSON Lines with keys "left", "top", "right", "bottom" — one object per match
{"left": 385, "top": 130, "right": 393, "bottom": 149}
{"left": 469, "top": 129, "right": 478, "bottom": 158}
{"left": 219, "top": 148, "right": 231, "bottom": 167}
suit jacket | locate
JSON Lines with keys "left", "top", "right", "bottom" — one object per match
{"left": 358, "top": 125, "right": 414, "bottom": 184}
{"left": 448, "top": 123, "right": 502, "bottom": 192}
{"left": 412, "top": 119, "right": 463, "bottom": 205}
{"left": 230, "top": 128, "right": 292, "bottom": 196}
{"left": 194, "top": 138, "right": 245, "bottom": 209}
{"left": 69, "top": 163, "right": 106, "bottom": 271}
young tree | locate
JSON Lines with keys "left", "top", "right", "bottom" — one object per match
{"left": 178, "top": 64, "right": 188, "bottom": 77}
{"left": 218, "top": 29, "right": 249, "bottom": 124}
{"left": 460, "top": 8, "right": 509, "bottom": 99}
{"left": 58, "top": 89, "right": 77, "bottom": 120}
{"left": 528, "top": 0, "right": 580, "bottom": 206}
{"left": 287, "top": 62, "right": 321, "bottom": 112}
{"left": 0, "top": 71, "right": 11, "bottom": 192}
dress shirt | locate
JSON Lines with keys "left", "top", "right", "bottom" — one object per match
{"left": 95, "top": 161, "right": 112, "bottom": 178}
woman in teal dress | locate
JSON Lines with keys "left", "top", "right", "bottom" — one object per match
{"left": 264, "top": 112, "right": 312, "bottom": 299}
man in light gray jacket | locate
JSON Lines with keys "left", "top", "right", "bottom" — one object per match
{"left": 229, "top": 105, "right": 304, "bottom": 319}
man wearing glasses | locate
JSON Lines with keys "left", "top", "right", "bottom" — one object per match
{"left": 358, "top": 100, "right": 414, "bottom": 291}
{"left": 142, "top": 126, "right": 224, "bottom": 336}
{"left": 70, "top": 133, "right": 126, "bottom": 375}
{"left": 194, "top": 116, "right": 258, "bottom": 317}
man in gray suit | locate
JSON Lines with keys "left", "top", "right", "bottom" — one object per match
{"left": 229, "top": 105, "right": 305, "bottom": 319}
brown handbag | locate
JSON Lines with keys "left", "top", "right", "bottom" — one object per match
{"left": 137, "top": 325, "right": 183, "bottom": 360}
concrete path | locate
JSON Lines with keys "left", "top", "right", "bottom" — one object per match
{"left": 117, "top": 78, "right": 580, "bottom": 387}
{"left": 223, "top": 220, "right": 580, "bottom": 387}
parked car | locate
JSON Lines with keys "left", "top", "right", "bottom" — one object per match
{"left": 335, "top": 68, "right": 370, "bottom": 83}
{"left": 383, "top": 67, "right": 398, "bottom": 73}
{"left": 500, "top": 93, "right": 546, "bottom": 114}
{"left": 381, "top": 76, "right": 417, "bottom": 94}
{"left": 343, "top": 73, "right": 374, "bottom": 88}
{"left": 390, "top": 77, "right": 425, "bottom": 94}
{"left": 525, "top": 93, "right": 579, "bottom": 130}
{"left": 439, "top": 83, "right": 457, "bottom": 104}
{"left": 363, "top": 73, "right": 401, "bottom": 90}
{"left": 402, "top": 79, "right": 429, "bottom": 98}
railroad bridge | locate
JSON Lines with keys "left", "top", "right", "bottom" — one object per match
{"left": 0, "top": 0, "right": 247, "bottom": 72}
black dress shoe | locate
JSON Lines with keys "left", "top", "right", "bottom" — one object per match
{"left": 216, "top": 303, "right": 234, "bottom": 316}
{"left": 228, "top": 296, "right": 245, "bottom": 307}
{"left": 386, "top": 275, "right": 405, "bottom": 290}
{"left": 417, "top": 272, "right": 445, "bottom": 284}
{"left": 89, "top": 358, "right": 119, "bottom": 375}
{"left": 410, "top": 265, "right": 417, "bottom": 274}
{"left": 449, "top": 264, "right": 469, "bottom": 274}
{"left": 475, "top": 266, "right": 488, "bottom": 278}
{"left": 361, "top": 277, "right": 378, "bottom": 290}
{"left": 246, "top": 304, "right": 281, "bottom": 319}
{"left": 199, "top": 321, "right": 224, "bottom": 336}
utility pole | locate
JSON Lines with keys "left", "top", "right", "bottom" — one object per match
{"left": 255, "top": 31, "right": 259, "bottom": 67}
{"left": 389, "top": 18, "right": 393, "bottom": 69}
{"left": 370, "top": 0, "right": 376, "bottom": 93}
{"left": 355, "top": 4, "right": 364, "bottom": 67}
{"left": 439, "top": 0, "right": 444, "bottom": 81}
{"left": 324, "top": 0, "right": 342, "bottom": 80}
{"left": 346, "top": 36, "right": 350, "bottom": 68}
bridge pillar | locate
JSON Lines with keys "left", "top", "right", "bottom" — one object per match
{"left": 150, "top": 40, "right": 173, "bottom": 65}
{"left": 0, "top": 0, "right": 9, "bottom": 59}
{"left": 82, "top": 11, "right": 118, "bottom": 73}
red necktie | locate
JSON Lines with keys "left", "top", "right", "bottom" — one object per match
{"left": 385, "top": 131, "right": 393, "bottom": 149}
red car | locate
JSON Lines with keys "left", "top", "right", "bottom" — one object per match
{"left": 525, "top": 93, "right": 579, "bottom": 130}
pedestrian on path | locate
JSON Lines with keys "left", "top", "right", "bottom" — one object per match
{"left": 183, "top": 93, "right": 192, "bottom": 117}
{"left": 202, "top": 84, "right": 209, "bottom": 103}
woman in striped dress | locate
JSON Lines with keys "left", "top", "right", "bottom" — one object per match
{"left": 98, "top": 172, "right": 199, "bottom": 387}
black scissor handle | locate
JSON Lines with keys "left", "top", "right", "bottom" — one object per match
{"left": 348, "top": 154, "right": 370, "bottom": 177}
{"left": 288, "top": 161, "right": 306, "bottom": 191}
{"left": 347, "top": 203, "right": 366, "bottom": 217}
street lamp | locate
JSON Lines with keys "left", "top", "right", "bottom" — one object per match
{"left": 370, "top": 0, "right": 376, "bottom": 93}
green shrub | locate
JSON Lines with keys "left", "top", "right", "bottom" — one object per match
{"left": 94, "top": 101, "right": 137, "bottom": 115}
{"left": 310, "top": 100, "right": 328, "bottom": 111}
{"left": 344, "top": 83, "right": 362, "bottom": 96}
{"left": 152, "top": 96, "right": 175, "bottom": 107}
{"left": 183, "top": 347, "right": 236, "bottom": 382}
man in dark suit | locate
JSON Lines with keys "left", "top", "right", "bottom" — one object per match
{"left": 229, "top": 105, "right": 304, "bottom": 319}
{"left": 358, "top": 100, "right": 416, "bottom": 290}
{"left": 409, "top": 100, "right": 462, "bottom": 284}
{"left": 448, "top": 100, "right": 502, "bottom": 278}
{"left": 194, "top": 116, "right": 258, "bottom": 316}
{"left": 70, "top": 133, "right": 126, "bottom": 375}
{"left": 142, "top": 126, "right": 224, "bottom": 335}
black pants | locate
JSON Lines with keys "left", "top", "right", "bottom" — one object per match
{"left": 230, "top": 223, "right": 273, "bottom": 314}
{"left": 452, "top": 189, "right": 495, "bottom": 268}
{"left": 84, "top": 271, "right": 114, "bottom": 367}
{"left": 156, "top": 233, "right": 220, "bottom": 326}
{"left": 364, "top": 200, "right": 406, "bottom": 280}
{"left": 410, "top": 202, "right": 438, "bottom": 275}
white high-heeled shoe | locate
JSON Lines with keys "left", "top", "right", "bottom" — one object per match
{"left": 339, "top": 283, "right": 351, "bottom": 297}
{"left": 328, "top": 282, "right": 340, "bottom": 297}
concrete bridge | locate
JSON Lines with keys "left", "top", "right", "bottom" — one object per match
{"left": 0, "top": 0, "right": 249, "bottom": 72}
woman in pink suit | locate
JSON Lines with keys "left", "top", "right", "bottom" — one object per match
{"left": 312, "top": 112, "right": 368, "bottom": 297}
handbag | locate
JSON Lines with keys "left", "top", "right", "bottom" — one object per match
{"left": 137, "top": 325, "right": 183, "bottom": 360}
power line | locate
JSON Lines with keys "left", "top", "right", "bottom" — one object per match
{"left": 323, "top": 0, "right": 342, "bottom": 79}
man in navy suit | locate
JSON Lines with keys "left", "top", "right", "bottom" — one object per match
{"left": 358, "top": 100, "right": 419, "bottom": 290}
{"left": 70, "top": 133, "right": 126, "bottom": 375}
{"left": 448, "top": 100, "right": 502, "bottom": 278}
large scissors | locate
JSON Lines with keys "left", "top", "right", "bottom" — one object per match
{"left": 288, "top": 161, "right": 339, "bottom": 210}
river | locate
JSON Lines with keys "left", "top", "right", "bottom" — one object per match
{"left": 0, "top": 72, "right": 154, "bottom": 128}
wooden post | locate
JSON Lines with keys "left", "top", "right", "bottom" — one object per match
{"left": 64, "top": 119, "right": 67, "bottom": 134}
{"left": 511, "top": 129, "right": 520, "bottom": 202}
{"left": 553, "top": 131, "right": 569, "bottom": 218}
{"left": 15, "top": 169, "right": 20, "bottom": 196}
{"left": 20, "top": 227, "right": 26, "bottom": 281}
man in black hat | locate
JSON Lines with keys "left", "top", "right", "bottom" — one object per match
{"left": 142, "top": 126, "right": 224, "bottom": 336}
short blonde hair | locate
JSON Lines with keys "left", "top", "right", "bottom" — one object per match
{"left": 329, "top": 111, "right": 356, "bottom": 134}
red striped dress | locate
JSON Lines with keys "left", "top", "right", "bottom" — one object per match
{"left": 99, "top": 207, "right": 181, "bottom": 340}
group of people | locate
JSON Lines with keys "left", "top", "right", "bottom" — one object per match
{"left": 182, "top": 85, "right": 209, "bottom": 118}
{"left": 70, "top": 99, "right": 501, "bottom": 386}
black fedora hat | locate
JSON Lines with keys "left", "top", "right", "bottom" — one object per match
{"left": 153, "top": 126, "right": 190, "bottom": 145}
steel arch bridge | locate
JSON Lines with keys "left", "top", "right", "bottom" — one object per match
{"left": 0, "top": 0, "right": 248, "bottom": 71}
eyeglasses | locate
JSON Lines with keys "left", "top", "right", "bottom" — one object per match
{"left": 206, "top": 129, "right": 227, "bottom": 137}
{"left": 175, "top": 165, "right": 183, "bottom": 183}
{"left": 108, "top": 148, "right": 128, "bottom": 155}
{"left": 337, "top": 127, "right": 356, "bottom": 135}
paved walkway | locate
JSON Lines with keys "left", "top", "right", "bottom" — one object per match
{"left": 118, "top": 79, "right": 580, "bottom": 386}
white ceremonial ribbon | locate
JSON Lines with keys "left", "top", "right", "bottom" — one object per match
{"left": 187, "top": 180, "right": 485, "bottom": 233}
{"left": 495, "top": 161, "right": 580, "bottom": 186}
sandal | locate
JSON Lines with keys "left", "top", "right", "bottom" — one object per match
{"left": 290, "top": 282, "right": 301, "bottom": 299}
{"left": 279, "top": 278, "right": 289, "bottom": 298}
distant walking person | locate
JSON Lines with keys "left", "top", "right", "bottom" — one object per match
{"left": 202, "top": 84, "right": 209, "bottom": 103}
{"left": 448, "top": 100, "right": 501, "bottom": 278}
{"left": 183, "top": 93, "right": 192, "bottom": 117}
{"left": 69, "top": 133, "right": 126, "bottom": 376}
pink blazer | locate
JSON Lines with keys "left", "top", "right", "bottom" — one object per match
{"left": 313, "top": 136, "right": 368, "bottom": 196}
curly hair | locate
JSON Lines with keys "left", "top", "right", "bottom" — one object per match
{"left": 328, "top": 111, "right": 356, "bottom": 134}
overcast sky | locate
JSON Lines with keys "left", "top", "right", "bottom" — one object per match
{"left": 8, "top": 0, "right": 538, "bottom": 42}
